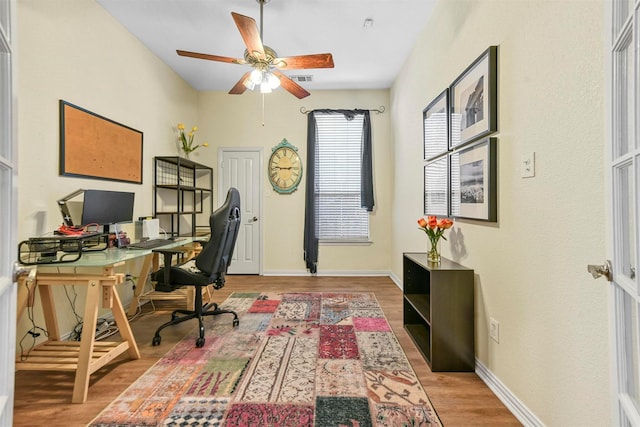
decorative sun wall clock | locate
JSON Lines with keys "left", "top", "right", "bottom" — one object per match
{"left": 268, "top": 138, "right": 303, "bottom": 194}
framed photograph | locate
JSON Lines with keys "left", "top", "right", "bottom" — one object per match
{"left": 450, "top": 137, "right": 497, "bottom": 221}
{"left": 449, "top": 46, "right": 497, "bottom": 149}
{"left": 423, "top": 89, "right": 449, "bottom": 160}
{"left": 424, "top": 155, "right": 449, "bottom": 216}
{"left": 59, "top": 100, "right": 143, "bottom": 184}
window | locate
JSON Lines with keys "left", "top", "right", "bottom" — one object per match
{"left": 304, "top": 109, "right": 373, "bottom": 272}
{"left": 314, "top": 112, "right": 369, "bottom": 241}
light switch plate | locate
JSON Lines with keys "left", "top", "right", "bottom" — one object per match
{"left": 521, "top": 152, "right": 535, "bottom": 178}
{"left": 490, "top": 317, "right": 500, "bottom": 343}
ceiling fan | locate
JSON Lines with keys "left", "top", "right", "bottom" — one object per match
{"left": 176, "top": 0, "right": 335, "bottom": 99}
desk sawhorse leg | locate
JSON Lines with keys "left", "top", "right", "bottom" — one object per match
{"left": 15, "top": 268, "right": 140, "bottom": 403}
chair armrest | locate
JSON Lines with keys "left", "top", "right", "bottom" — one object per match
{"left": 152, "top": 248, "right": 188, "bottom": 257}
{"left": 152, "top": 248, "right": 193, "bottom": 290}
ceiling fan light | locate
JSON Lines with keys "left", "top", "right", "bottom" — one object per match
{"left": 243, "top": 77, "right": 256, "bottom": 90}
{"left": 267, "top": 72, "right": 281, "bottom": 89}
{"left": 250, "top": 68, "right": 264, "bottom": 84}
{"left": 260, "top": 83, "right": 272, "bottom": 94}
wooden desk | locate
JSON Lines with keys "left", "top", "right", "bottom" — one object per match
{"left": 15, "top": 239, "right": 198, "bottom": 403}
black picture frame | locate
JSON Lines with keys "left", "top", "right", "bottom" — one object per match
{"left": 450, "top": 137, "right": 497, "bottom": 221}
{"left": 449, "top": 46, "right": 498, "bottom": 149}
{"left": 423, "top": 89, "right": 449, "bottom": 161}
{"left": 424, "top": 154, "right": 449, "bottom": 216}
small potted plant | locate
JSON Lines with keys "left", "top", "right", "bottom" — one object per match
{"left": 177, "top": 123, "right": 208, "bottom": 159}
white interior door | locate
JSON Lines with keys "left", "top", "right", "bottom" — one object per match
{"left": 607, "top": 0, "right": 640, "bottom": 424}
{"left": 219, "top": 148, "right": 262, "bottom": 275}
{"left": 0, "top": 0, "right": 17, "bottom": 424}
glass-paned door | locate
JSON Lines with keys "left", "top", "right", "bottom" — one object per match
{"left": 609, "top": 0, "right": 640, "bottom": 424}
{"left": 0, "top": 0, "right": 16, "bottom": 425}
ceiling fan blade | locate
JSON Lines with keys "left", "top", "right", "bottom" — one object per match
{"left": 229, "top": 71, "right": 251, "bottom": 95}
{"left": 231, "top": 12, "right": 265, "bottom": 60}
{"left": 273, "top": 53, "right": 334, "bottom": 70}
{"left": 273, "top": 70, "right": 310, "bottom": 99}
{"left": 177, "top": 49, "right": 246, "bottom": 65}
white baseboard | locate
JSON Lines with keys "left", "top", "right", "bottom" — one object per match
{"left": 261, "top": 270, "right": 391, "bottom": 277}
{"left": 475, "top": 359, "right": 544, "bottom": 426}
{"left": 260, "top": 270, "right": 308, "bottom": 276}
{"left": 389, "top": 271, "right": 402, "bottom": 289}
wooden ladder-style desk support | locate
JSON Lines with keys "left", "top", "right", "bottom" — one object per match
{"left": 15, "top": 265, "right": 140, "bottom": 403}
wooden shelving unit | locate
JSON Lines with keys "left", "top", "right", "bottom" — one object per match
{"left": 403, "top": 252, "right": 475, "bottom": 372}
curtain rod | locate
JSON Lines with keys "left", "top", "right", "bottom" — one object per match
{"left": 299, "top": 106, "right": 386, "bottom": 115}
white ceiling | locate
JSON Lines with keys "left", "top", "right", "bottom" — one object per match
{"left": 96, "top": 0, "right": 436, "bottom": 93}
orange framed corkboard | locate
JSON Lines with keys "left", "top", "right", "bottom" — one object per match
{"left": 59, "top": 100, "right": 143, "bottom": 184}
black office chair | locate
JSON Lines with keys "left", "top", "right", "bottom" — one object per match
{"left": 151, "top": 187, "right": 241, "bottom": 348}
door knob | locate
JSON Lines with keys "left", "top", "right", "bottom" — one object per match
{"left": 587, "top": 260, "right": 612, "bottom": 282}
{"left": 251, "top": 216, "right": 258, "bottom": 222}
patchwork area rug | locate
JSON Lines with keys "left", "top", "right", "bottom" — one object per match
{"left": 90, "top": 292, "right": 442, "bottom": 426}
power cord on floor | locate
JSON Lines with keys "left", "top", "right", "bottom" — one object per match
{"left": 18, "top": 280, "right": 49, "bottom": 361}
{"left": 95, "top": 320, "right": 119, "bottom": 340}
{"left": 127, "top": 274, "right": 158, "bottom": 322}
{"left": 64, "top": 283, "right": 123, "bottom": 341}
{"left": 64, "top": 285, "right": 85, "bottom": 341}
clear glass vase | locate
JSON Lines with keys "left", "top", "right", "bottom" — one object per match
{"left": 427, "top": 240, "right": 441, "bottom": 264}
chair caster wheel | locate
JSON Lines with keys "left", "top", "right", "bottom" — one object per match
{"left": 152, "top": 336, "right": 161, "bottom": 346}
{"left": 196, "top": 337, "right": 205, "bottom": 348}
{"left": 233, "top": 319, "right": 239, "bottom": 327}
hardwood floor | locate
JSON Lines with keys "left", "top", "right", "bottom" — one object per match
{"left": 13, "top": 275, "right": 521, "bottom": 426}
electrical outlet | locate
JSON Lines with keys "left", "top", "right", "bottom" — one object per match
{"left": 489, "top": 317, "right": 500, "bottom": 343}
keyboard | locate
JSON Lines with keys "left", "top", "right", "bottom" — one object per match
{"left": 127, "top": 238, "right": 175, "bottom": 249}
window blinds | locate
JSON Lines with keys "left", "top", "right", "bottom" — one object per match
{"left": 314, "top": 113, "right": 369, "bottom": 240}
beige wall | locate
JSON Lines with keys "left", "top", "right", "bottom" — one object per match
{"left": 391, "top": 0, "right": 610, "bottom": 425}
{"left": 196, "top": 90, "right": 392, "bottom": 274}
{"left": 16, "top": 0, "right": 199, "bottom": 341}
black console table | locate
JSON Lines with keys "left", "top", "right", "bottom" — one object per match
{"left": 403, "top": 252, "right": 475, "bottom": 372}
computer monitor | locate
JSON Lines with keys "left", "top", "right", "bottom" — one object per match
{"left": 81, "top": 190, "right": 135, "bottom": 226}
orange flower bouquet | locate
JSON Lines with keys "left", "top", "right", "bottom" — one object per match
{"left": 417, "top": 216, "right": 454, "bottom": 263}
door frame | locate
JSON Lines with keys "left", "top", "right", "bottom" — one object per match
{"left": 606, "top": 0, "right": 640, "bottom": 424}
{"left": 0, "top": 0, "right": 17, "bottom": 424}
{"left": 218, "top": 147, "right": 263, "bottom": 275}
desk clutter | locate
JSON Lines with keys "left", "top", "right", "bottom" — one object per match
{"left": 18, "top": 216, "right": 163, "bottom": 265}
